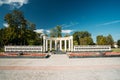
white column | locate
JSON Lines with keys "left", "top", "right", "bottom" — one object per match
{"left": 69, "top": 39, "right": 71, "bottom": 51}
{"left": 46, "top": 40, "right": 48, "bottom": 51}
{"left": 50, "top": 40, "right": 52, "bottom": 51}
{"left": 65, "top": 40, "right": 66, "bottom": 51}
{"left": 60, "top": 40, "right": 62, "bottom": 50}
{"left": 55, "top": 40, "right": 57, "bottom": 50}
{"left": 109, "top": 46, "right": 111, "bottom": 51}
{"left": 43, "top": 38, "right": 46, "bottom": 52}
{"left": 71, "top": 37, "right": 73, "bottom": 51}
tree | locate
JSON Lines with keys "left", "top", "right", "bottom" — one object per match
{"left": 50, "top": 25, "right": 62, "bottom": 37}
{"left": 73, "top": 31, "right": 93, "bottom": 45}
{"left": 85, "top": 37, "right": 94, "bottom": 45}
{"left": 4, "top": 10, "right": 27, "bottom": 45}
{"left": 101, "top": 37, "right": 107, "bottom": 45}
{"left": 0, "top": 28, "right": 3, "bottom": 47}
{"left": 106, "top": 34, "right": 114, "bottom": 46}
{"left": 96, "top": 35, "right": 107, "bottom": 45}
{"left": 73, "top": 31, "right": 80, "bottom": 45}
{"left": 64, "top": 33, "right": 70, "bottom": 37}
{"left": 117, "top": 40, "right": 120, "bottom": 47}
{"left": 3, "top": 10, "right": 40, "bottom": 45}
{"left": 96, "top": 34, "right": 114, "bottom": 46}
{"left": 50, "top": 28, "right": 56, "bottom": 37}
{"left": 27, "top": 21, "right": 36, "bottom": 31}
{"left": 97, "top": 35, "right": 103, "bottom": 45}
{"left": 79, "top": 31, "right": 91, "bottom": 38}
{"left": 80, "top": 37, "right": 94, "bottom": 45}
{"left": 56, "top": 26, "right": 62, "bottom": 37}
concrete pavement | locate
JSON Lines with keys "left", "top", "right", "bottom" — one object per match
{"left": 0, "top": 54, "right": 120, "bottom": 80}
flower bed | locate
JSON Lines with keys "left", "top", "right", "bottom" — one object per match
{"left": 31, "top": 53, "right": 47, "bottom": 57}
{"left": 67, "top": 52, "right": 102, "bottom": 58}
{"left": 0, "top": 52, "right": 49, "bottom": 58}
{"left": 0, "top": 53, "right": 5, "bottom": 56}
{"left": 68, "top": 52, "right": 120, "bottom": 58}
{"left": 104, "top": 52, "right": 120, "bottom": 56}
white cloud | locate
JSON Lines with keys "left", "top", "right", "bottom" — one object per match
{"left": 34, "top": 29, "right": 44, "bottom": 33}
{"left": 46, "top": 30, "right": 50, "bottom": 33}
{"left": 34, "top": 29, "right": 50, "bottom": 34}
{"left": 3, "top": 23, "right": 9, "bottom": 27}
{"left": 34, "top": 29, "right": 73, "bottom": 34}
{"left": 98, "top": 20, "right": 120, "bottom": 26}
{"left": 0, "top": 0, "right": 28, "bottom": 9}
{"left": 61, "top": 22, "right": 79, "bottom": 28}
{"left": 62, "top": 30, "right": 73, "bottom": 34}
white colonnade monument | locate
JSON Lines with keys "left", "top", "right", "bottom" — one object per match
{"left": 43, "top": 36, "right": 73, "bottom": 52}
{"left": 4, "top": 36, "right": 111, "bottom": 52}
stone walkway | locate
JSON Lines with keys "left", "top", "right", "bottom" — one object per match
{"left": 0, "top": 54, "right": 120, "bottom": 80}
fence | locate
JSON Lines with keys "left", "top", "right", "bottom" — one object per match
{"left": 4, "top": 46, "right": 43, "bottom": 52}
{"left": 74, "top": 45, "right": 111, "bottom": 52}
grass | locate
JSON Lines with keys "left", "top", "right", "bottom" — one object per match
{"left": 112, "top": 48, "right": 120, "bottom": 52}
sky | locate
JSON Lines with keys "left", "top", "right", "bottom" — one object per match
{"left": 0, "top": 0, "right": 120, "bottom": 42}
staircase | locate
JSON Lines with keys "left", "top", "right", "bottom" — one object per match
{"left": 53, "top": 50, "right": 66, "bottom": 54}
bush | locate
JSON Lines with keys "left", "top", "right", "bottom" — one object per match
{"left": 0, "top": 48, "right": 4, "bottom": 52}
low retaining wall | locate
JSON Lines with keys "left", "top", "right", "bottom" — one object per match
{"left": 0, "top": 52, "right": 50, "bottom": 58}
{"left": 67, "top": 52, "right": 120, "bottom": 58}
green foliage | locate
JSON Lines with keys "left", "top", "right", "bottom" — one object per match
{"left": 97, "top": 35, "right": 107, "bottom": 45}
{"left": 96, "top": 34, "right": 114, "bottom": 46}
{"left": 73, "top": 31, "right": 93, "bottom": 45}
{"left": 4, "top": 10, "right": 27, "bottom": 29}
{"left": 64, "top": 33, "right": 70, "bottom": 37}
{"left": 50, "top": 28, "right": 56, "bottom": 37}
{"left": 50, "top": 25, "right": 62, "bottom": 37}
{"left": 73, "top": 31, "right": 80, "bottom": 45}
{"left": 56, "top": 26, "right": 62, "bottom": 37}
{"left": 0, "top": 48, "right": 4, "bottom": 52}
{"left": 117, "top": 40, "right": 120, "bottom": 47}
{"left": 73, "top": 41, "right": 78, "bottom": 45}
{"left": 0, "top": 10, "right": 41, "bottom": 46}
{"left": 80, "top": 37, "right": 94, "bottom": 45}
{"left": 106, "top": 34, "right": 114, "bottom": 46}
{"left": 0, "top": 28, "right": 4, "bottom": 47}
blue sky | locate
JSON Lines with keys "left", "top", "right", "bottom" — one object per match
{"left": 0, "top": 0, "right": 120, "bottom": 42}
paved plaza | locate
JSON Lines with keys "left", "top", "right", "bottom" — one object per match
{"left": 0, "top": 54, "right": 120, "bottom": 80}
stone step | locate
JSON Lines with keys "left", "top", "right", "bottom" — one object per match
{"left": 50, "top": 54, "right": 69, "bottom": 60}
{"left": 54, "top": 50, "right": 66, "bottom": 54}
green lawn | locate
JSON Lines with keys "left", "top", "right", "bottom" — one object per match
{"left": 112, "top": 48, "right": 120, "bottom": 52}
